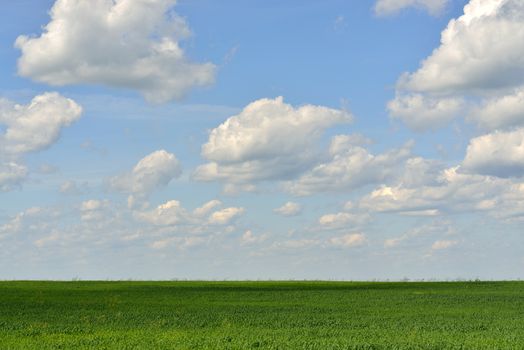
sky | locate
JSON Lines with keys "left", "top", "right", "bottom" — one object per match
{"left": 1, "top": 0, "right": 524, "bottom": 280}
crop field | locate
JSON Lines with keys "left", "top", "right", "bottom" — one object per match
{"left": 0, "top": 281, "right": 523, "bottom": 349}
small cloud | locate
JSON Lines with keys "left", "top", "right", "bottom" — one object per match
{"left": 328, "top": 233, "right": 366, "bottom": 248}
{"left": 273, "top": 202, "right": 302, "bottom": 217}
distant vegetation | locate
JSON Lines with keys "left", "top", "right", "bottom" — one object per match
{"left": 1, "top": 281, "right": 523, "bottom": 349}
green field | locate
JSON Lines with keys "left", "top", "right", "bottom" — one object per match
{"left": 1, "top": 281, "right": 524, "bottom": 349}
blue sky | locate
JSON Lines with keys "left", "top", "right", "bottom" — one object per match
{"left": 1, "top": 0, "right": 524, "bottom": 280}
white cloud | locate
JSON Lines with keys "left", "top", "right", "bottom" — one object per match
{"left": 110, "top": 150, "right": 182, "bottom": 200}
{"left": 286, "top": 136, "right": 412, "bottom": 195}
{"left": 328, "top": 233, "right": 366, "bottom": 248}
{"left": 399, "top": 0, "right": 524, "bottom": 94}
{"left": 318, "top": 212, "right": 370, "bottom": 229}
{"left": 374, "top": 0, "right": 449, "bottom": 16}
{"left": 193, "top": 200, "right": 222, "bottom": 217}
{"left": 462, "top": 128, "right": 524, "bottom": 177}
{"left": 134, "top": 200, "right": 188, "bottom": 226}
{"left": 273, "top": 202, "right": 302, "bottom": 217}
{"left": 194, "top": 97, "right": 351, "bottom": 186}
{"left": 431, "top": 239, "right": 458, "bottom": 250}
{"left": 208, "top": 207, "right": 245, "bottom": 225}
{"left": 0, "top": 92, "right": 82, "bottom": 155}
{"left": 388, "top": 93, "right": 463, "bottom": 131}
{"left": 0, "top": 93, "right": 82, "bottom": 191}
{"left": 360, "top": 164, "right": 524, "bottom": 219}
{"left": 469, "top": 88, "right": 524, "bottom": 130}
{"left": 15, "top": 0, "right": 215, "bottom": 103}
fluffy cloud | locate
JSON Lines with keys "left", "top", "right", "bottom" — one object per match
{"left": 328, "top": 233, "right": 366, "bottom": 248}
{"left": 389, "top": 0, "right": 524, "bottom": 132}
{"left": 286, "top": 136, "right": 412, "bottom": 195}
{"left": 193, "top": 200, "right": 222, "bottom": 217}
{"left": 0, "top": 92, "right": 82, "bottom": 191}
{"left": 194, "top": 97, "right": 351, "bottom": 185}
{"left": 208, "top": 207, "right": 245, "bottom": 225}
{"left": 462, "top": 128, "right": 524, "bottom": 177}
{"left": 318, "top": 212, "right": 370, "bottom": 229}
{"left": 360, "top": 164, "right": 524, "bottom": 219}
{"left": 134, "top": 199, "right": 244, "bottom": 227}
{"left": 374, "top": 0, "right": 449, "bottom": 16}
{"left": 15, "top": 0, "right": 215, "bottom": 103}
{"left": 134, "top": 200, "right": 188, "bottom": 226}
{"left": 273, "top": 202, "right": 302, "bottom": 217}
{"left": 388, "top": 93, "right": 463, "bottom": 131}
{"left": 0, "top": 92, "right": 82, "bottom": 155}
{"left": 110, "top": 150, "right": 182, "bottom": 201}
{"left": 469, "top": 88, "right": 524, "bottom": 130}
{"left": 400, "top": 0, "right": 524, "bottom": 94}
{"left": 240, "top": 230, "right": 268, "bottom": 245}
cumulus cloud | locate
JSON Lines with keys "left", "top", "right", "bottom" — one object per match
{"left": 193, "top": 97, "right": 351, "bottom": 186}
{"left": 360, "top": 164, "right": 524, "bottom": 219}
{"left": 400, "top": 0, "right": 524, "bottom": 94}
{"left": 0, "top": 92, "right": 82, "bottom": 191}
{"left": 193, "top": 200, "right": 222, "bottom": 217}
{"left": 388, "top": 0, "right": 524, "bottom": 132}
{"left": 468, "top": 88, "right": 524, "bottom": 130}
{"left": 462, "top": 128, "right": 524, "bottom": 177}
{"left": 374, "top": 0, "right": 449, "bottom": 16}
{"left": 109, "top": 150, "right": 182, "bottom": 201}
{"left": 388, "top": 93, "right": 463, "bottom": 131}
{"left": 318, "top": 212, "right": 370, "bottom": 229}
{"left": 15, "top": 0, "right": 215, "bottom": 103}
{"left": 208, "top": 207, "right": 245, "bottom": 225}
{"left": 134, "top": 200, "right": 188, "bottom": 226}
{"left": 133, "top": 199, "right": 244, "bottom": 227}
{"left": 0, "top": 92, "right": 82, "bottom": 155}
{"left": 328, "top": 233, "right": 366, "bottom": 248}
{"left": 286, "top": 136, "right": 412, "bottom": 195}
{"left": 273, "top": 202, "right": 302, "bottom": 217}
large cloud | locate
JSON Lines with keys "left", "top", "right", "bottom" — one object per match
{"left": 194, "top": 97, "right": 351, "bottom": 185}
{"left": 0, "top": 93, "right": 82, "bottom": 155}
{"left": 0, "top": 92, "right": 82, "bottom": 191}
{"left": 109, "top": 150, "right": 182, "bottom": 201}
{"left": 389, "top": 0, "right": 524, "bottom": 132}
{"left": 388, "top": 93, "right": 463, "bottom": 131}
{"left": 462, "top": 128, "right": 524, "bottom": 177}
{"left": 360, "top": 164, "right": 524, "bottom": 220}
{"left": 468, "top": 88, "right": 524, "bottom": 130}
{"left": 15, "top": 0, "right": 215, "bottom": 103}
{"left": 374, "top": 0, "right": 449, "bottom": 16}
{"left": 400, "top": 0, "right": 524, "bottom": 94}
{"left": 286, "top": 135, "right": 412, "bottom": 195}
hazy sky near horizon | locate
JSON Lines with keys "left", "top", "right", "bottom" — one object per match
{"left": 1, "top": 0, "right": 524, "bottom": 280}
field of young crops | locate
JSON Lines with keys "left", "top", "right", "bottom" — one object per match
{"left": 0, "top": 281, "right": 523, "bottom": 349}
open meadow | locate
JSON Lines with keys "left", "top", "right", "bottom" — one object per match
{"left": 0, "top": 281, "right": 523, "bottom": 349}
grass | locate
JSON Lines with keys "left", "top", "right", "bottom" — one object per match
{"left": 0, "top": 281, "right": 523, "bottom": 349}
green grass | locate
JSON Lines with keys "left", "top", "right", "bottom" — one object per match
{"left": 0, "top": 281, "right": 523, "bottom": 349}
